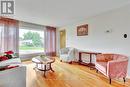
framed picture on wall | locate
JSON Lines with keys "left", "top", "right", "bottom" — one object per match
{"left": 77, "top": 24, "right": 88, "bottom": 36}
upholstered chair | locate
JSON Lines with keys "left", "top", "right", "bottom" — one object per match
{"left": 95, "top": 54, "right": 128, "bottom": 84}
{"left": 59, "top": 47, "right": 76, "bottom": 63}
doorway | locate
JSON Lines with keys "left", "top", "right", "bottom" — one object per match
{"left": 60, "top": 30, "right": 66, "bottom": 49}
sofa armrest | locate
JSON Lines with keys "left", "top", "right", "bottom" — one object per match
{"left": 107, "top": 59, "right": 128, "bottom": 78}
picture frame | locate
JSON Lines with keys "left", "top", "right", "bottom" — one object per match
{"left": 77, "top": 24, "right": 88, "bottom": 36}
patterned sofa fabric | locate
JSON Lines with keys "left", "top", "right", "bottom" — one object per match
{"left": 95, "top": 54, "right": 128, "bottom": 83}
{"left": 59, "top": 47, "right": 77, "bottom": 62}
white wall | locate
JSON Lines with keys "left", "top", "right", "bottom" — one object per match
{"left": 58, "top": 4, "right": 130, "bottom": 77}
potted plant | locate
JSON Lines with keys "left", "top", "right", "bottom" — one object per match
{"left": 4, "top": 51, "right": 14, "bottom": 59}
{"left": 0, "top": 56, "right": 8, "bottom": 61}
{"left": 40, "top": 54, "right": 46, "bottom": 58}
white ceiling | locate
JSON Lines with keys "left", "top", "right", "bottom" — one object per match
{"left": 12, "top": 0, "right": 130, "bottom": 27}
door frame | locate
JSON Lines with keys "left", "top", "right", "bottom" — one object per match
{"left": 60, "top": 29, "right": 66, "bottom": 49}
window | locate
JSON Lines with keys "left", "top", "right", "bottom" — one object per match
{"left": 19, "top": 28, "right": 44, "bottom": 54}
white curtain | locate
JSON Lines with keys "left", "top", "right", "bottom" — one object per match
{"left": 0, "top": 17, "right": 19, "bottom": 57}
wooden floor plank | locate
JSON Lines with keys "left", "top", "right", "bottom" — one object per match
{"left": 23, "top": 57, "right": 130, "bottom": 87}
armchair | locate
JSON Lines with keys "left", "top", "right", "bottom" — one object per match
{"left": 95, "top": 54, "right": 128, "bottom": 84}
{"left": 59, "top": 47, "right": 75, "bottom": 63}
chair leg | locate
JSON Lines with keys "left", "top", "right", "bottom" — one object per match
{"left": 109, "top": 78, "right": 111, "bottom": 84}
{"left": 69, "top": 61, "right": 72, "bottom": 64}
{"left": 123, "top": 77, "right": 126, "bottom": 83}
{"left": 96, "top": 69, "right": 98, "bottom": 73}
{"left": 44, "top": 65, "right": 46, "bottom": 78}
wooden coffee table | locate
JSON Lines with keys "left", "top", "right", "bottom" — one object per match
{"left": 32, "top": 56, "right": 55, "bottom": 77}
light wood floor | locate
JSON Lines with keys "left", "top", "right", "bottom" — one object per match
{"left": 24, "top": 57, "right": 130, "bottom": 87}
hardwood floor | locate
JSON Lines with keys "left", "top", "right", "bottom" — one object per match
{"left": 23, "top": 57, "right": 130, "bottom": 87}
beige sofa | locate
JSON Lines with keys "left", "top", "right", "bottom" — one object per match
{"left": 0, "top": 66, "right": 26, "bottom": 87}
{"left": 0, "top": 58, "right": 26, "bottom": 87}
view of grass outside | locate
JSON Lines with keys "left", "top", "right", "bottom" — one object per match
{"left": 20, "top": 46, "right": 44, "bottom": 50}
{"left": 19, "top": 29, "right": 44, "bottom": 54}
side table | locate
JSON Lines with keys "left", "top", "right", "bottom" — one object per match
{"left": 79, "top": 51, "right": 101, "bottom": 69}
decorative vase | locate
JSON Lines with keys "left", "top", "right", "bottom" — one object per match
{"left": 40, "top": 55, "right": 46, "bottom": 58}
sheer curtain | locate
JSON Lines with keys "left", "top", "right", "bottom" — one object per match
{"left": 45, "top": 26, "right": 56, "bottom": 56}
{"left": 0, "top": 17, "right": 19, "bottom": 57}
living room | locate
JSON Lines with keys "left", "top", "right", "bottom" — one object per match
{"left": 0, "top": 0, "right": 130, "bottom": 87}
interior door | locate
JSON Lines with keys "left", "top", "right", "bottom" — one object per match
{"left": 60, "top": 30, "right": 66, "bottom": 49}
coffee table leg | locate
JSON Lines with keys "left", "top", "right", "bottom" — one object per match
{"left": 50, "top": 63, "right": 54, "bottom": 72}
{"left": 44, "top": 65, "right": 46, "bottom": 77}
{"left": 33, "top": 64, "right": 38, "bottom": 70}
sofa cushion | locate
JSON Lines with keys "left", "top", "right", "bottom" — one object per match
{"left": 96, "top": 54, "right": 113, "bottom": 62}
{"left": 104, "top": 54, "right": 113, "bottom": 62}
{"left": 96, "top": 62, "right": 107, "bottom": 75}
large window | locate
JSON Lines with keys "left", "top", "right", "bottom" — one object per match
{"left": 19, "top": 28, "right": 44, "bottom": 54}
